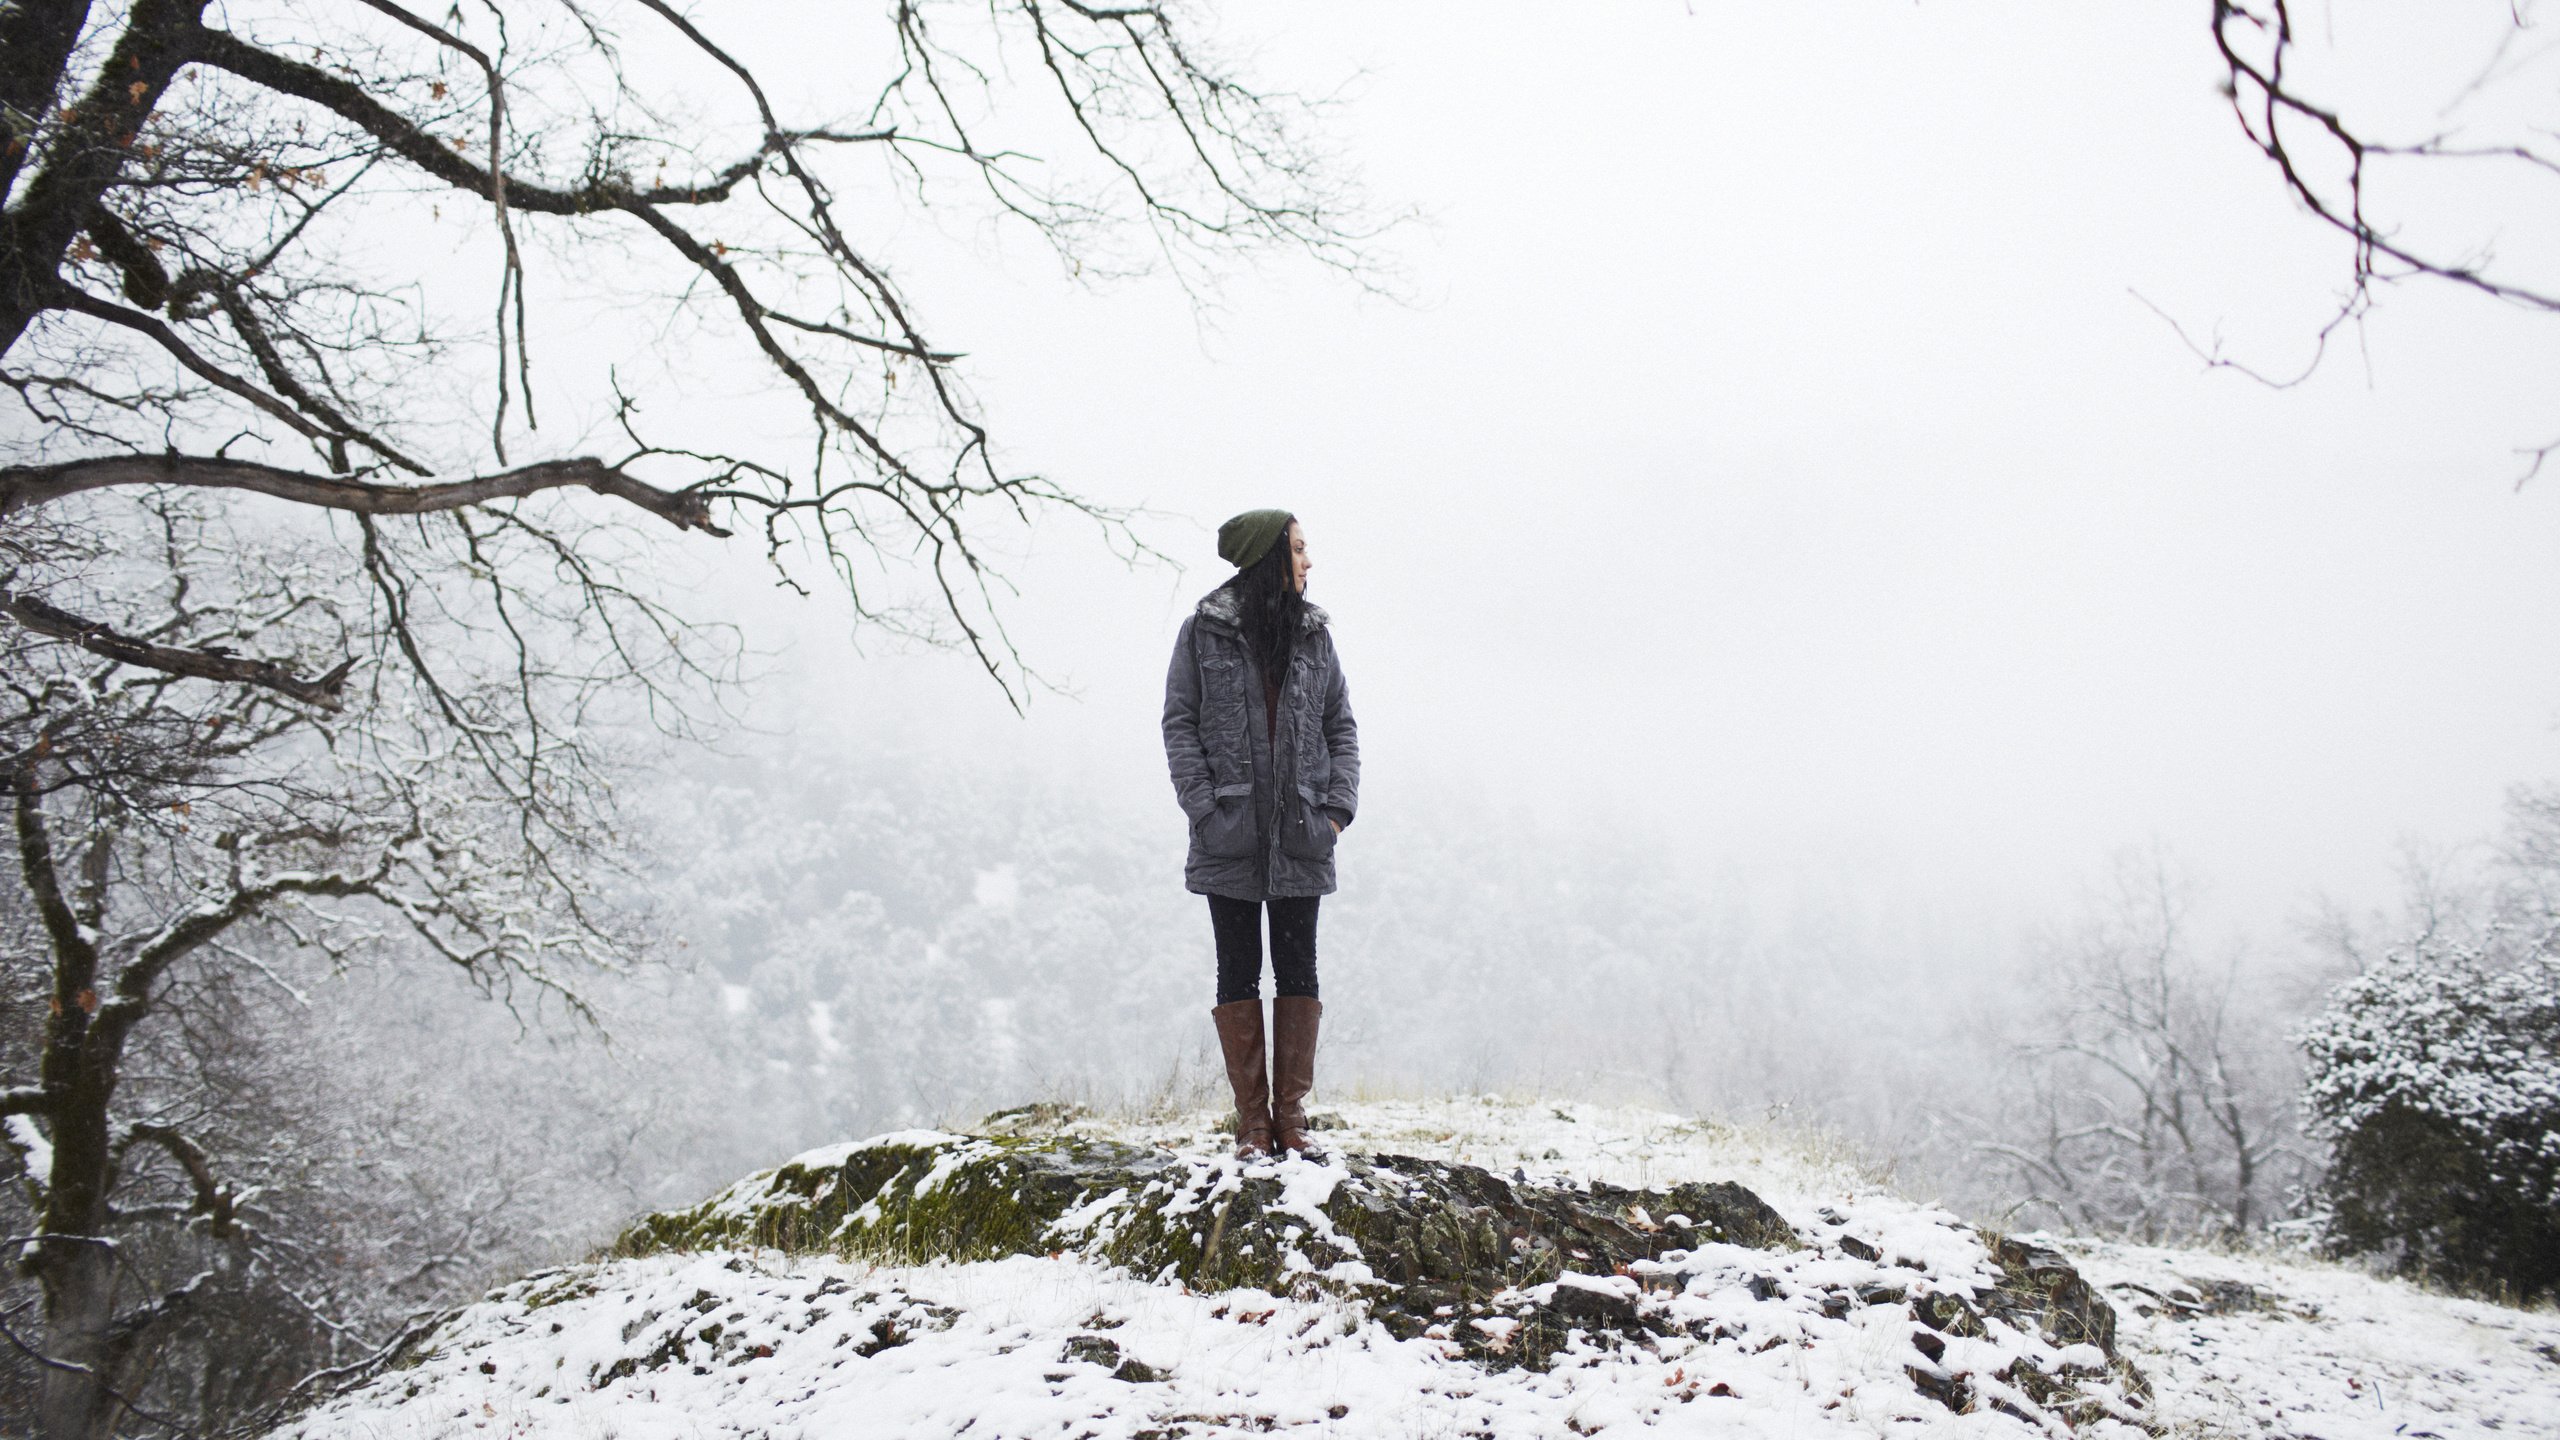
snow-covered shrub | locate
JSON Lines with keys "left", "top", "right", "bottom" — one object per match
{"left": 2297, "top": 939, "right": 2560, "bottom": 1300}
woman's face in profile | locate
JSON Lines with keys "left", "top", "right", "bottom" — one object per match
{"left": 1288, "top": 522, "right": 1312, "bottom": 594}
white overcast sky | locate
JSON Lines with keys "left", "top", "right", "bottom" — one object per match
{"left": 672, "top": 0, "right": 2560, "bottom": 944}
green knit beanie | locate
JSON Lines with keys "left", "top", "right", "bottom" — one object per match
{"left": 1217, "top": 509, "right": 1294, "bottom": 570}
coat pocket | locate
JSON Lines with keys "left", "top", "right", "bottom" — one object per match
{"left": 1278, "top": 786, "right": 1337, "bottom": 861}
{"left": 1196, "top": 789, "right": 1258, "bottom": 858}
{"left": 1200, "top": 652, "right": 1248, "bottom": 731}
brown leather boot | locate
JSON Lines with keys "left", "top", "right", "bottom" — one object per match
{"left": 1270, "top": 995, "right": 1323, "bottom": 1155}
{"left": 1211, "top": 1000, "right": 1274, "bottom": 1159}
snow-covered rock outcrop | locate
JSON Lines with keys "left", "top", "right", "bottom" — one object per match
{"left": 610, "top": 1121, "right": 2142, "bottom": 1427}
{"left": 270, "top": 1098, "right": 2560, "bottom": 1439}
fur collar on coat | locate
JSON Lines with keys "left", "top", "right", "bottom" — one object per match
{"left": 1195, "top": 583, "right": 1330, "bottom": 634}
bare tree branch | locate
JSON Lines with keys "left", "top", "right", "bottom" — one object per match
{"left": 187, "top": 24, "right": 775, "bottom": 217}
{"left": 0, "top": 453, "right": 728, "bottom": 534}
{"left": 12, "top": 758, "right": 101, "bottom": 1050}
{"left": 2184, "top": 0, "right": 2560, "bottom": 474}
{"left": 0, "top": 1090, "right": 58, "bottom": 1118}
{"left": 49, "top": 288, "right": 330, "bottom": 441}
{"left": 2, "top": 585, "right": 352, "bottom": 708}
{"left": 118, "top": 1124, "right": 236, "bottom": 1237}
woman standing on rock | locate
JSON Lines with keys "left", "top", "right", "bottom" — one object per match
{"left": 1162, "top": 510, "right": 1359, "bottom": 1160}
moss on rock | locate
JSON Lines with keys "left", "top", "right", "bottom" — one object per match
{"left": 621, "top": 1138, "right": 1788, "bottom": 1288}
{"left": 613, "top": 1129, "right": 2150, "bottom": 1437}
{"left": 616, "top": 1134, "right": 1801, "bottom": 1368}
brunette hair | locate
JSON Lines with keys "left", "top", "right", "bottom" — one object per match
{"left": 1229, "top": 516, "right": 1302, "bottom": 681}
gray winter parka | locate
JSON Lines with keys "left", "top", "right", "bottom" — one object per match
{"left": 1161, "top": 585, "right": 1360, "bottom": 901}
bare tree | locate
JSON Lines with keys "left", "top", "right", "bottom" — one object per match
{"left": 1975, "top": 853, "right": 2315, "bottom": 1242}
{"left": 0, "top": 3, "right": 1366, "bottom": 1435}
{"left": 1, "top": 490, "right": 649, "bottom": 1438}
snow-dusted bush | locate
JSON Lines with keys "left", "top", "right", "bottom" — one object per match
{"left": 2297, "top": 940, "right": 2560, "bottom": 1300}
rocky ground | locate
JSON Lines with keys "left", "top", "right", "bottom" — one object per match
{"left": 269, "top": 1097, "right": 2560, "bottom": 1439}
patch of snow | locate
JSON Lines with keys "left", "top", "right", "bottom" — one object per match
{"left": 1049, "top": 1186, "right": 1131, "bottom": 1239}
{"left": 2069, "top": 1238, "right": 2560, "bottom": 1439}
{"left": 280, "top": 1249, "right": 2126, "bottom": 1440}
{"left": 806, "top": 1130, "right": 958, "bottom": 1171}
{"left": 5, "top": 1114, "right": 52, "bottom": 1180}
{"left": 908, "top": 1147, "right": 971, "bottom": 1199}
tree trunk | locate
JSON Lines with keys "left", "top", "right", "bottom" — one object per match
{"left": 0, "top": 0, "right": 204, "bottom": 354}
{"left": 28, "top": 968, "right": 137, "bottom": 1437}
{"left": 0, "top": 0, "right": 96, "bottom": 197}
{"left": 32, "top": 1047, "right": 133, "bottom": 1440}
{"left": 34, "top": 1238, "right": 124, "bottom": 1440}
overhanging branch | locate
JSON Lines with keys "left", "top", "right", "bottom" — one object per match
{"left": 2, "top": 586, "right": 354, "bottom": 708}
{"left": 0, "top": 453, "right": 730, "bottom": 534}
{"left": 189, "top": 23, "right": 771, "bottom": 216}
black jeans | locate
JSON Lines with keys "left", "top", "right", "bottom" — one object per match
{"left": 1209, "top": 894, "right": 1320, "bottom": 1004}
